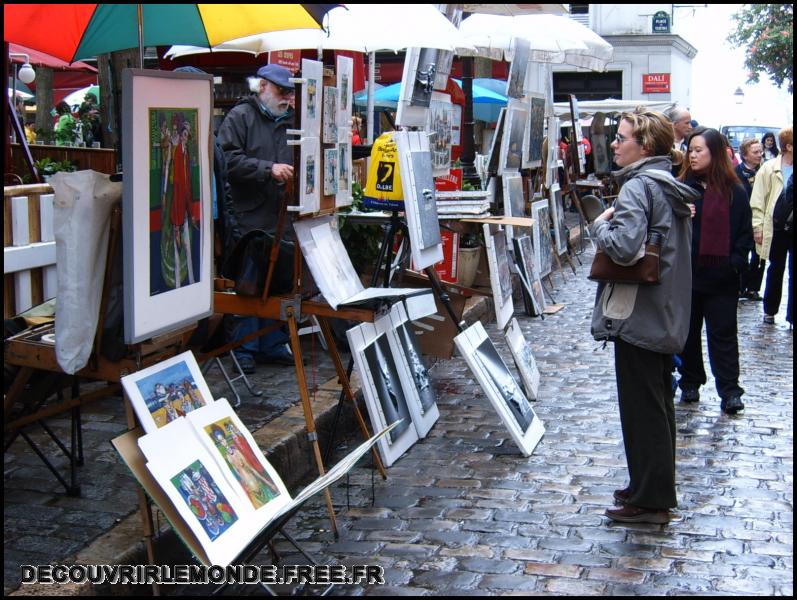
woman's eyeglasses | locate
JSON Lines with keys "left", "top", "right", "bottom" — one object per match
{"left": 614, "top": 133, "right": 636, "bottom": 144}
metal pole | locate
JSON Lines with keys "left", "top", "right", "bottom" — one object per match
{"left": 137, "top": 4, "right": 144, "bottom": 68}
{"left": 367, "top": 52, "right": 376, "bottom": 144}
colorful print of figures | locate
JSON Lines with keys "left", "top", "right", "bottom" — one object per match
{"left": 307, "top": 78, "right": 317, "bottom": 118}
{"left": 135, "top": 360, "right": 207, "bottom": 429}
{"left": 149, "top": 108, "right": 201, "bottom": 296}
{"left": 306, "top": 154, "right": 315, "bottom": 194}
{"left": 172, "top": 461, "right": 237, "bottom": 541}
{"left": 206, "top": 419, "right": 280, "bottom": 510}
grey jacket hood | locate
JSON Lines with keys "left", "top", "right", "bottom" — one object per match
{"left": 612, "top": 156, "right": 700, "bottom": 218}
{"left": 590, "top": 155, "right": 698, "bottom": 354}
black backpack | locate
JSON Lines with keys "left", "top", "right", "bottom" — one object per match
{"left": 772, "top": 174, "right": 793, "bottom": 232}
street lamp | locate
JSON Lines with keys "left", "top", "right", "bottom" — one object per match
{"left": 10, "top": 52, "right": 36, "bottom": 84}
{"left": 734, "top": 86, "right": 744, "bottom": 105}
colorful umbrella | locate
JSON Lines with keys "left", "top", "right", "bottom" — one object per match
{"left": 63, "top": 84, "right": 101, "bottom": 109}
{"left": 3, "top": 4, "right": 337, "bottom": 63}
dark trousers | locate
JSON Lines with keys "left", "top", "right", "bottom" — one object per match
{"left": 679, "top": 290, "right": 743, "bottom": 399}
{"left": 614, "top": 339, "right": 677, "bottom": 510}
{"left": 741, "top": 250, "right": 766, "bottom": 294}
{"left": 763, "top": 229, "right": 793, "bottom": 323}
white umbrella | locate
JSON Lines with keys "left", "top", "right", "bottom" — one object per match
{"left": 166, "top": 4, "right": 471, "bottom": 58}
{"left": 458, "top": 13, "right": 613, "bottom": 72}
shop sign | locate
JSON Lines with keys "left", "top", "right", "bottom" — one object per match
{"left": 268, "top": 50, "right": 301, "bottom": 72}
{"left": 642, "top": 73, "right": 671, "bottom": 94}
{"left": 364, "top": 132, "right": 404, "bottom": 210}
{"left": 652, "top": 11, "right": 671, "bottom": 33}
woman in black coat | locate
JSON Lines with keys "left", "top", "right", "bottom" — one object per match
{"left": 677, "top": 128, "right": 754, "bottom": 415}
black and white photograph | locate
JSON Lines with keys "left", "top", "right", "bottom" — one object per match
{"left": 411, "top": 47, "right": 438, "bottom": 108}
{"left": 523, "top": 93, "right": 546, "bottom": 169}
{"left": 550, "top": 183, "right": 568, "bottom": 256}
{"left": 381, "top": 303, "right": 439, "bottom": 439}
{"left": 505, "top": 318, "right": 541, "bottom": 401}
{"left": 347, "top": 322, "right": 420, "bottom": 467}
{"left": 531, "top": 199, "right": 553, "bottom": 278}
{"left": 506, "top": 38, "right": 530, "bottom": 99}
{"left": 503, "top": 174, "right": 526, "bottom": 241}
{"left": 454, "top": 322, "right": 544, "bottom": 456}
{"left": 513, "top": 235, "right": 546, "bottom": 317}
{"left": 500, "top": 100, "right": 528, "bottom": 174}
{"left": 484, "top": 224, "right": 514, "bottom": 330}
{"left": 486, "top": 107, "right": 506, "bottom": 177}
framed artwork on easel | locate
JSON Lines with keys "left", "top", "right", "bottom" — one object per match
{"left": 122, "top": 69, "right": 214, "bottom": 344}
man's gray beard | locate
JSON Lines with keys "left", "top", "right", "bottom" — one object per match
{"left": 260, "top": 90, "right": 291, "bottom": 118}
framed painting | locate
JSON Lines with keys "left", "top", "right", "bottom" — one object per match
{"left": 322, "top": 86, "right": 338, "bottom": 144}
{"left": 299, "top": 137, "right": 320, "bottom": 215}
{"left": 336, "top": 140, "right": 352, "bottom": 208}
{"left": 505, "top": 38, "right": 530, "bottom": 99}
{"left": 505, "top": 318, "right": 541, "bottom": 401}
{"left": 187, "top": 399, "right": 291, "bottom": 521}
{"left": 522, "top": 93, "right": 546, "bottom": 169}
{"left": 382, "top": 303, "right": 439, "bottom": 439}
{"left": 483, "top": 223, "right": 514, "bottom": 330}
{"left": 139, "top": 418, "right": 256, "bottom": 567}
{"left": 513, "top": 235, "right": 546, "bottom": 317}
{"left": 499, "top": 99, "right": 528, "bottom": 175}
{"left": 454, "top": 322, "right": 544, "bottom": 456}
{"left": 347, "top": 322, "right": 420, "bottom": 467}
{"left": 121, "top": 350, "right": 215, "bottom": 435}
{"left": 323, "top": 147, "right": 338, "bottom": 197}
{"left": 485, "top": 107, "right": 506, "bottom": 178}
{"left": 550, "top": 183, "right": 568, "bottom": 256}
{"left": 301, "top": 59, "right": 322, "bottom": 139}
{"left": 427, "top": 92, "right": 453, "bottom": 177}
{"left": 122, "top": 69, "right": 213, "bottom": 344}
{"left": 336, "top": 55, "right": 353, "bottom": 134}
{"left": 502, "top": 174, "right": 526, "bottom": 241}
{"left": 531, "top": 198, "right": 553, "bottom": 278}
{"left": 569, "top": 94, "right": 586, "bottom": 176}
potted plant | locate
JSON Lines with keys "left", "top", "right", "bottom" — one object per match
{"left": 23, "top": 157, "right": 78, "bottom": 183}
{"left": 457, "top": 230, "right": 482, "bottom": 287}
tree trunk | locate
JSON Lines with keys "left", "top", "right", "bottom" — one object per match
{"left": 98, "top": 48, "right": 138, "bottom": 168}
{"left": 34, "top": 66, "right": 53, "bottom": 143}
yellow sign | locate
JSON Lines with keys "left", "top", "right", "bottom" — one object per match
{"left": 364, "top": 132, "right": 404, "bottom": 210}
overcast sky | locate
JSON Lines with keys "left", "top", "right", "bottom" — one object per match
{"left": 673, "top": 3, "right": 793, "bottom": 129}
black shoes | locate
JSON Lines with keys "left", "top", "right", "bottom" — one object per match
{"left": 605, "top": 504, "right": 671, "bottom": 524}
{"left": 613, "top": 487, "right": 631, "bottom": 504}
{"left": 763, "top": 315, "right": 775, "bottom": 324}
{"left": 680, "top": 387, "right": 700, "bottom": 403}
{"left": 721, "top": 395, "right": 745, "bottom": 415}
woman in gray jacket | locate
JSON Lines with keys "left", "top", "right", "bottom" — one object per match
{"left": 590, "top": 108, "right": 700, "bottom": 524}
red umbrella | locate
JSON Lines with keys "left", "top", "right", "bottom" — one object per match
{"left": 4, "top": 4, "right": 338, "bottom": 64}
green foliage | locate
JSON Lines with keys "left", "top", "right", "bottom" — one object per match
{"left": 461, "top": 180, "right": 478, "bottom": 191}
{"left": 460, "top": 231, "right": 482, "bottom": 248}
{"left": 728, "top": 4, "right": 793, "bottom": 93}
{"left": 23, "top": 158, "right": 78, "bottom": 183}
{"left": 338, "top": 181, "right": 383, "bottom": 274}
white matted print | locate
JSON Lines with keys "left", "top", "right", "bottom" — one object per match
{"left": 322, "top": 86, "right": 338, "bottom": 144}
{"left": 505, "top": 318, "right": 541, "bottom": 400}
{"left": 336, "top": 141, "right": 352, "bottom": 207}
{"left": 427, "top": 92, "right": 453, "bottom": 177}
{"left": 186, "top": 399, "right": 290, "bottom": 518}
{"left": 486, "top": 108, "right": 506, "bottom": 178}
{"left": 483, "top": 223, "right": 514, "bottom": 330}
{"left": 550, "top": 183, "right": 568, "bottom": 256}
{"left": 383, "top": 303, "right": 439, "bottom": 438}
{"left": 347, "top": 322, "right": 419, "bottom": 467}
{"left": 522, "top": 93, "right": 546, "bottom": 169}
{"left": 454, "top": 322, "right": 544, "bottom": 456}
{"left": 122, "top": 350, "right": 214, "bottom": 435}
{"left": 299, "top": 137, "right": 320, "bottom": 215}
{"left": 569, "top": 94, "right": 586, "bottom": 176}
{"left": 139, "top": 418, "right": 256, "bottom": 567}
{"left": 336, "top": 55, "right": 353, "bottom": 133}
{"left": 502, "top": 174, "right": 526, "bottom": 241}
{"left": 546, "top": 115, "right": 560, "bottom": 188}
{"left": 301, "top": 59, "right": 322, "bottom": 139}
{"left": 323, "top": 147, "right": 338, "bottom": 197}
{"left": 531, "top": 199, "right": 553, "bottom": 278}
{"left": 395, "top": 130, "right": 443, "bottom": 270}
{"left": 499, "top": 99, "right": 528, "bottom": 175}
{"left": 506, "top": 38, "right": 530, "bottom": 99}
{"left": 122, "top": 69, "right": 213, "bottom": 344}
{"left": 396, "top": 47, "right": 437, "bottom": 128}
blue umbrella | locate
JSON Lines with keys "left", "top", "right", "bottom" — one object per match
{"left": 355, "top": 79, "right": 507, "bottom": 122}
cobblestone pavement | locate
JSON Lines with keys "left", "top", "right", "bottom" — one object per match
{"left": 282, "top": 255, "right": 793, "bottom": 596}
{"left": 4, "top": 245, "right": 793, "bottom": 596}
{"left": 3, "top": 335, "right": 338, "bottom": 595}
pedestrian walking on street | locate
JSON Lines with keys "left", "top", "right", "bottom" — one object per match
{"left": 736, "top": 137, "right": 765, "bottom": 300}
{"left": 752, "top": 127, "right": 793, "bottom": 328}
{"left": 677, "top": 128, "right": 753, "bottom": 415}
{"left": 590, "top": 108, "right": 699, "bottom": 524}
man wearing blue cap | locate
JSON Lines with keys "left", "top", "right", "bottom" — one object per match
{"left": 218, "top": 64, "right": 297, "bottom": 372}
